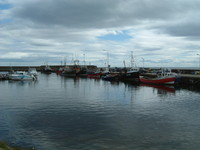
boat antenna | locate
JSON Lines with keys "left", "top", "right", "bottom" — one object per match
{"left": 64, "top": 57, "right": 67, "bottom": 66}
{"left": 131, "top": 51, "right": 134, "bottom": 68}
{"left": 123, "top": 60, "right": 126, "bottom": 68}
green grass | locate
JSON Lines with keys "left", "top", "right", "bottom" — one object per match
{"left": 0, "top": 141, "right": 35, "bottom": 150}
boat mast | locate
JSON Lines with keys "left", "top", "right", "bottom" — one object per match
{"left": 64, "top": 57, "right": 67, "bottom": 67}
{"left": 131, "top": 51, "right": 134, "bottom": 68}
{"left": 107, "top": 51, "right": 109, "bottom": 68}
{"left": 123, "top": 60, "right": 126, "bottom": 68}
{"left": 83, "top": 53, "right": 86, "bottom": 67}
{"left": 103, "top": 49, "right": 109, "bottom": 68}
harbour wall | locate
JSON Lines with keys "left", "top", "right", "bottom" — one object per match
{"left": 178, "top": 74, "right": 200, "bottom": 86}
{"left": 0, "top": 65, "right": 97, "bottom": 72}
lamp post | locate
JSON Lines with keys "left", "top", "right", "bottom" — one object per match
{"left": 197, "top": 54, "right": 200, "bottom": 69}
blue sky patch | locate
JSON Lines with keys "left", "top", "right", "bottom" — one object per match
{"left": 0, "top": 18, "right": 13, "bottom": 24}
{"left": 98, "top": 31, "right": 132, "bottom": 41}
{"left": 0, "top": 3, "right": 12, "bottom": 10}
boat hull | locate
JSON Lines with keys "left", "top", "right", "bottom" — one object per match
{"left": 139, "top": 76, "right": 176, "bottom": 85}
{"left": 87, "top": 73, "right": 102, "bottom": 79}
{"left": 9, "top": 75, "right": 35, "bottom": 81}
{"left": 42, "top": 70, "right": 52, "bottom": 74}
{"left": 62, "top": 70, "right": 77, "bottom": 77}
{"left": 102, "top": 73, "right": 120, "bottom": 81}
{"left": 120, "top": 72, "right": 140, "bottom": 83}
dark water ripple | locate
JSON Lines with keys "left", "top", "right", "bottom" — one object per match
{"left": 1, "top": 73, "right": 200, "bottom": 150}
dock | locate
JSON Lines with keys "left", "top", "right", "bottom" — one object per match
{"left": 0, "top": 65, "right": 97, "bottom": 72}
{"left": 178, "top": 74, "right": 200, "bottom": 86}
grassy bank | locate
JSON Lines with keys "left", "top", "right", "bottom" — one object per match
{"left": 0, "top": 141, "right": 35, "bottom": 150}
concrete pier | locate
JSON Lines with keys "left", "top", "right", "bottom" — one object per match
{"left": 0, "top": 65, "right": 97, "bottom": 72}
{"left": 0, "top": 66, "right": 41, "bottom": 71}
{"left": 178, "top": 74, "right": 200, "bottom": 86}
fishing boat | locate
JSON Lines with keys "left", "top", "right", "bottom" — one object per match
{"left": 0, "top": 74, "right": 6, "bottom": 80}
{"left": 120, "top": 51, "right": 140, "bottom": 82}
{"left": 62, "top": 66, "right": 80, "bottom": 77}
{"left": 28, "top": 68, "right": 38, "bottom": 76}
{"left": 77, "top": 67, "right": 88, "bottom": 77}
{"left": 56, "top": 67, "right": 65, "bottom": 75}
{"left": 42, "top": 65, "right": 53, "bottom": 74}
{"left": 8, "top": 71, "right": 37, "bottom": 81}
{"left": 102, "top": 73, "right": 120, "bottom": 81}
{"left": 119, "top": 67, "right": 140, "bottom": 83}
{"left": 139, "top": 68, "right": 177, "bottom": 85}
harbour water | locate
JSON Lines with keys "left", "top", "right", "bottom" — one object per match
{"left": 0, "top": 73, "right": 200, "bottom": 150}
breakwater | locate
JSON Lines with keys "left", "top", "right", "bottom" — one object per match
{"left": 0, "top": 66, "right": 41, "bottom": 71}
{"left": 0, "top": 66, "right": 198, "bottom": 73}
{"left": 0, "top": 65, "right": 97, "bottom": 72}
{"left": 179, "top": 74, "right": 200, "bottom": 86}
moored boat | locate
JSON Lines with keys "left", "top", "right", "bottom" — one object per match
{"left": 139, "top": 68, "right": 178, "bottom": 85}
{"left": 102, "top": 73, "right": 120, "bottom": 81}
{"left": 28, "top": 68, "right": 38, "bottom": 76}
{"left": 120, "top": 67, "right": 140, "bottom": 83}
{"left": 56, "top": 67, "right": 65, "bottom": 75}
{"left": 120, "top": 51, "right": 140, "bottom": 82}
{"left": 62, "top": 66, "right": 80, "bottom": 77}
{"left": 77, "top": 67, "right": 88, "bottom": 77}
{"left": 139, "top": 76, "right": 176, "bottom": 84}
{"left": 8, "top": 71, "right": 37, "bottom": 81}
{"left": 0, "top": 74, "right": 6, "bottom": 80}
{"left": 42, "top": 65, "right": 53, "bottom": 74}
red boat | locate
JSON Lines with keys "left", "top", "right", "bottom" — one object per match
{"left": 139, "top": 68, "right": 177, "bottom": 85}
{"left": 139, "top": 76, "right": 176, "bottom": 84}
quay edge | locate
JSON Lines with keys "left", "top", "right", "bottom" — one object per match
{"left": 0, "top": 65, "right": 97, "bottom": 72}
{"left": 178, "top": 74, "right": 200, "bottom": 86}
{"left": 0, "top": 141, "right": 35, "bottom": 150}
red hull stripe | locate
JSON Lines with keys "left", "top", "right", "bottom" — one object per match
{"left": 140, "top": 77, "right": 176, "bottom": 84}
{"left": 87, "top": 73, "right": 102, "bottom": 78}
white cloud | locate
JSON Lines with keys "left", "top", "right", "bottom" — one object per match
{"left": 0, "top": 52, "right": 29, "bottom": 59}
{"left": 0, "top": 0, "right": 200, "bottom": 67}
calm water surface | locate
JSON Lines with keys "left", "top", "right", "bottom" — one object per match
{"left": 0, "top": 73, "right": 200, "bottom": 150}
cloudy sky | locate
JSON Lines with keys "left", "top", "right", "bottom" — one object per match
{"left": 0, "top": 0, "right": 200, "bottom": 67}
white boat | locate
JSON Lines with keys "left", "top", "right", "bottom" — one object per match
{"left": 127, "top": 67, "right": 140, "bottom": 73}
{"left": 8, "top": 71, "right": 37, "bottom": 81}
{"left": 28, "top": 68, "right": 38, "bottom": 76}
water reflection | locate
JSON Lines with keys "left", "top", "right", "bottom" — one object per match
{"left": 180, "top": 85, "right": 200, "bottom": 93}
{"left": 140, "top": 83, "right": 176, "bottom": 94}
{"left": 60, "top": 76, "right": 80, "bottom": 88}
{"left": 8, "top": 80, "right": 38, "bottom": 87}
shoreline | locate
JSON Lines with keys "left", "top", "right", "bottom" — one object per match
{"left": 0, "top": 141, "right": 35, "bottom": 150}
